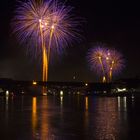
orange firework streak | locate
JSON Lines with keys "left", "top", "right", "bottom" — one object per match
{"left": 109, "top": 60, "right": 114, "bottom": 82}
{"left": 39, "top": 22, "right": 55, "bottom": 94}
{"left": 39, "top": 23, "right": 55, "bottom": 95}
{"left": 98, "top": 57, "right": 106, "bottom": 83}
{"left": 39, "top": 21, "right": 48, "bottom": 84}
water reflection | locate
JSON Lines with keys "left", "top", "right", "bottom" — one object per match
{"left": 94, "top": 98, "right": 119, "bottom": 140}
{"left": 60, "top": 90, "right": 64, "bottom": 107}
{"left": 117, "top": 97, "right": 128, "bottom": 125}
{"left": 42, "top": 86, "right": 47, "bottom": 96}
{"left": 123, "top": 97, "right": 127, "bottom": 111}
{"left": 132, "top": 95, "right": 135, "bottom": 108}
{"left": 32, "top": 97, "right": 37, "bottom": 138}
{"left": 84, "top": 97, "right": 89, "bottom": 134}
{"left": 40, "top": 97, "right": 49, "bottom": 139}
{"left": 118, "top": 96, "right": 121, "bottom": 110}
{"left": 117, "top": 96, "right": 127, "bottom": 111}
{"left": 85, "top": 96, "right": 89, "bottom": 111}
{"left": 5, "top": 94, "right": 9, "bottom": 126}
{"left": 0, "top": 93, "right": 137, "bottom": 140}
{"left": 5, "top": 96, "right": 9, "bottom": 111}
{"left": 60, "top": 96, "right": 63, "bottom": 107}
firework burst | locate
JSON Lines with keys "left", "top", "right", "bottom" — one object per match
{"left": 12, "top": 0, "right": 81, "bottom": 83}
{"left": 105, "top": 49, "right": 125, "bottom": 82}
{"left": 87, "top": 45, "right": 107, "bottom": 82}
{"left": 12, "top": 0, "right": 52, "bottom": 53}
{"left": 87, "top": 44, "right": 125, "bottom": 82}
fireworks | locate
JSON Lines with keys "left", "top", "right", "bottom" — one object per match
{"left": 12, "top": 0, "right": 81, "bottom": 82}
{"left": 106, "top": 49, "right": 125, "bottom": 82}
{"left": 87, "top": 45, "right": 125, "bottom": 82}
{"left": 12, "top": 0, "right": 52, "bottom": 52}
{"left": 12, "top": 0, "right": 52, "bottom": 82}
{"left": 87, "top": 45, "right": 107, "bottom": 82}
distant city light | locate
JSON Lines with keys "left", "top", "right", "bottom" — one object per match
{"left": 85, "top": 83, "right": 88, "bottom": 86}
{"left": 117, "top": 88, "right": 127, "bottom": 92}
{"left": 6, "top": 90, "right": 9, "bottom": 96}
{"left": 73, "top": 76, "right": 76, "bottom": 80}
{"left": 33, "top": 81, "right": 37, "bottom": 85}
{"left": 103, "top": 91, "right": 107, "bottom": 93}
{"left": 77, "top": 91, "right": 80, "bottom": 94}
{"left": 43, "top": 92, "right": 47, "bottom": 96}
{"left": 60, "top": 90, "right": 64, "bottom": 96}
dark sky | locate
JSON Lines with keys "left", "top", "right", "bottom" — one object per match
{"left": 0, "top": 0, "right": 140, "bottom": 82}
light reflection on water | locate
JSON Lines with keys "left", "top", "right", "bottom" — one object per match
{"left": 0, "top": 93, "right": 139, "bottom": 140}
{"left": 32, "top": 97, "right": 37, "bottom": 138}
{"left": 84, "top": 97, "right": 89, "bottom": 136}
{"left": 117, "top": 96, "right": 127, "bottom": 111}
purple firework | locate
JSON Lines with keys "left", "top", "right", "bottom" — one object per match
{"left": 12, "top": 0, "right": 81, "bottom": 56}
{"left": 87, "top": 44, "right": 125, "bottom": 82}
{"left": 87, "top": 45, "right": 107, "bottom": 74}
{"left": 12, "top": 0, "right": 52, "bottom": 55}
{"left": 105, "top": 48, "right": 125, "bottom": 76}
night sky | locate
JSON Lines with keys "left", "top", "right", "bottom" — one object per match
{"left": 0, "top": 0, "right": 140, "bottom": 82}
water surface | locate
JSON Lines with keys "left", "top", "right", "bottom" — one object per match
{"left": 0, "top": 93, "right": 140, "bottom": 140}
